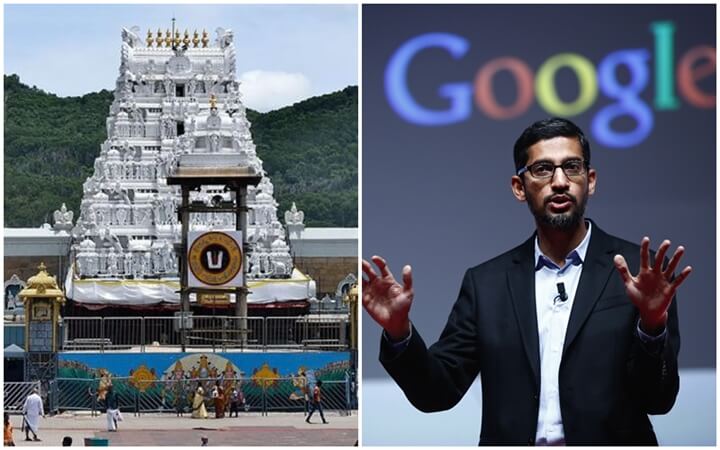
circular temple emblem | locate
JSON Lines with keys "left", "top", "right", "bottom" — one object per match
{"left": 188, "top": 232, "right": 243, "bottom": 286}
{"left": 129, "top": 364, "right": 156, "bottom": 392}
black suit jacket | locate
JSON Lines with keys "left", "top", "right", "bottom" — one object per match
{"left": 380, "top": 222, "right": 680, "bottom": 445}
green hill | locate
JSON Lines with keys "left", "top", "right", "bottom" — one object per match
{"left": 4, "top": 74, "right": 357, "bottom": 228}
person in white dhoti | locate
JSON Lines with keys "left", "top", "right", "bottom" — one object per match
{"left": 104, "top": 385, "right": 123, "bottom": 432}
{"left": 22, "top": 388, "right": 44, "bottom": 442}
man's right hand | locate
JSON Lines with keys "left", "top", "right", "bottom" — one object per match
{"left": 362, "top": 255, "right": 414, "bottom": 341}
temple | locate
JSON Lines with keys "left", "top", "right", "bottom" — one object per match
{"left": 63, "top": 25, "right": 314, "bottom": 310}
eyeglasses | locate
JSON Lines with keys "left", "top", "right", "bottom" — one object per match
{"left": 516, "top": 159, "right": 588, "bottom": 179}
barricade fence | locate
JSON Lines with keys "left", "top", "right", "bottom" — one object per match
{"left": 60, "top": 315, "right": 349, "bottom": 352}
{"left": 3, "top": 381, "right": 42, "bottom": 414}
{"left": 45, "top": 377, "right": 352, "bottom": 416}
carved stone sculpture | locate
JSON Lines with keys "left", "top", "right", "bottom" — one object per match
{"left": 70, "top": 23, "right": 300, "bottom": 291}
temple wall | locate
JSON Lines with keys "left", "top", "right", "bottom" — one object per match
{"left": 5, "top": 256, "right": 69, "bottom": 287}
{"left": 293, "top": 257, "right": 357, "bottom": 296}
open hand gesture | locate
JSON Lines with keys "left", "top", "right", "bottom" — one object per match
{"left": 362, "top": 256, "right": 414, "bottom": 340}
{"left": 613, "top": 237, "right": 692, "bottom": 334}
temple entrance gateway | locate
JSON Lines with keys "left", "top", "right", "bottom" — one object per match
{"left": 65, "top": 24, "right": 315, "bottom": 312}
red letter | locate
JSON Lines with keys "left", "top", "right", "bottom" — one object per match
{"left": 677, "top": 45, "right": 716, "bottom": 108}
{"left": 474, "top": 57, "right": 534, "bottom": 119}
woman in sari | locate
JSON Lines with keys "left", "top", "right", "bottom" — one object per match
{"left": 192, "top": 387, "right": 208, "bottom": 419}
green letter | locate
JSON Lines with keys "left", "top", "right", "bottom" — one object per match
{"left": 650, "top": 21, "right": 679, "bottom": 110}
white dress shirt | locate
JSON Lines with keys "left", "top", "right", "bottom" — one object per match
{"left": 382, "top": 221, "right": 668, "bottom": 444}
{"left": 534, "top": 223, "right": 592, "bottom": 445}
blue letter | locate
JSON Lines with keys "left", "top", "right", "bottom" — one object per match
{"left": 592, "top": 49, "right": 653, "bottom": 148}
{"left": 385, "top": 33, "right": 472, "bottom": 126}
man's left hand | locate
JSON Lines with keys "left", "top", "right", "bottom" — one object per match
{"left": 613, "top": 237, "right": 692, "bottom": 335}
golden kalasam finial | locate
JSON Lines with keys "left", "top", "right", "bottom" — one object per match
{"left": 146, "top": 29, "right": 154, "bottom": 47}
{"left": 156, "top": 28, "right": 164, "bottom": 47}
{"left": 183, "top": 29, "right": 190, "bottom": 47}
{"left": 192, "top": 30, "right": 200, "bottom": 48}
{"left": 201, "top": 29, "right": 209, "bottom": 48}
{"left": 25, "top": 262, "right": 60, "bottom": 296}
{"left": 174, "top": 29, "right": 181, "bottom": 47}
{"left": 210, "top": 94, "right": 217, "bottom": 109}
{"left": 165, "top": 29, "right": 173, "bottom": 47}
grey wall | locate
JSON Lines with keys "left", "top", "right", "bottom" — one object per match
{"left": 362, "top": 4, "right": 716, "bottom": 380}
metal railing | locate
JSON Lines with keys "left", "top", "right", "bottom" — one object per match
{"left": 47, "top": 377, "right": 353, "bottom": 416}
{"left": 3, "top": 381, "right": 42, "bottom": 413}
{"left": 60, "top": 315, "right": 349, "bottom": 352}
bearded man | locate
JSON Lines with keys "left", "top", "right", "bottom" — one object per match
{"left": 362, "top": 118, "right": 691, "bottom": 445}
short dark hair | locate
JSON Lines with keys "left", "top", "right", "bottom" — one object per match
{"left": 513, "top": 118, "right": 591, "bottom": 172}
{"left": 316, "top": 380, "right": 323, "bottom": 387}
{"left": 62, "top": 436, "right": 73, "bottom": 446}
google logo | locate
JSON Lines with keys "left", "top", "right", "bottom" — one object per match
{"left": 385, "top": 21, "right": 715, "bottom": 148}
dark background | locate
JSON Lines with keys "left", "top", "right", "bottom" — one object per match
{"left": 362, "top": 4, "right": 716, "bottom": 379}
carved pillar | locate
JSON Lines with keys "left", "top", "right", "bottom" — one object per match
{"left": 179, "top": 186, "right": 190, "bottom": 352}
{"left": 236, "top": 186, "right": 248, "bottom": 345}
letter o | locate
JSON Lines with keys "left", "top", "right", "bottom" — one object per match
{"left": 536, "top": 53, "right": 598, "bottom": 116}
{"left": 474, "top": 57, "right": 534, "bottom": 119}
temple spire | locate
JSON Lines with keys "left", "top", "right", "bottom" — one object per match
{"left": 69, "top": 23, "right": 303, "bottom": 305}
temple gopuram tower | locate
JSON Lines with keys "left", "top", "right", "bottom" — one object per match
{"left": 67, "top": 24, "right": 314, "bottom": 310}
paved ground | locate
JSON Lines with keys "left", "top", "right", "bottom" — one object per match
{"left": 7, "top": 411, "right": 357, "bottom": 446}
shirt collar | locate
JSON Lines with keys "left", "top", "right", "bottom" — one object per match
{"left": 534, "top": 221, "right": 592, "bottom": 271}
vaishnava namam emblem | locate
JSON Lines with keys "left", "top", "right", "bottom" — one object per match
{"left": 188, "top": 232, "right": 243, "bottom": 286}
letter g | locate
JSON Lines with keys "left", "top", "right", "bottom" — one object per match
{"left": 592, "top": 49, "right": 653, "bottom": 148}
{"left": 385, "top": 33, "right": 472, "bottom": 126}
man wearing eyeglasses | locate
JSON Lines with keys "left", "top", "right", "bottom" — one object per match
{"left": 362, "top": 118, "right": 691, "bottom": 445}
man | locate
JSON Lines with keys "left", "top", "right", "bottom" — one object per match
{"left": 88, "top": 386, "right": 98, "bottom": 417}
{"left": 362, "top": 118, "right": 691, "bottom": 445}
{"left": 305, "top": 380, "right": 328, "bottom": 424}
{"left": 228, "top": 387, "right": 240, "bottom": 418}
{"left": 105, "top": 385, "right": 122, "bottom": 432}
{"left": 22, "top": 388, "right": 44, "bottom": 442}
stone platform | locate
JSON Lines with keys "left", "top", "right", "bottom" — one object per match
{"left": 7, "top": 410, "right": 357, "bottom": 446}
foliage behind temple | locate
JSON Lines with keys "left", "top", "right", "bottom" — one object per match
{"left": 4, "top": 74, "right": 358, "bottom": 228}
